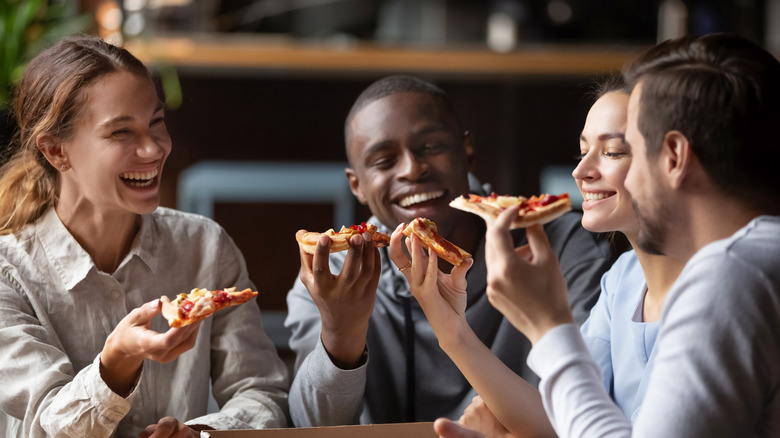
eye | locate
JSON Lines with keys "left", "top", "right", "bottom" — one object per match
{"left": 422, "top": 143, "right": 446, "bottom": 154}
{"left": 111, "top": 128, "right": 131, "bottom": 137}
{"left": 604, "top": 152, "right": 629, "bottom": 158}
{"left": 369, "top": 155, "right": 397, "bottom": 170}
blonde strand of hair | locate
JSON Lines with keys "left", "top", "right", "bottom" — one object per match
{"left": 0, "top": 149, "right": 58, "bottom": 235}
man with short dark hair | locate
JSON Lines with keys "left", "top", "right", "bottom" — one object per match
{"left": 285, "top": 75, "right": 614, "bottom": 426}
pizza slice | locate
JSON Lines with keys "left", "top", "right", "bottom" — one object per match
{"left": 450, "top": 192, "right": 571, "bottom": 229}
{"left": 402, "top": 217, "right": 472, "bottom": 266}
{"left": 160, "top": 287, "right": 258, "bottom": 328}
{"left": 296, "top": 221, "right": 390, "bottom": 254}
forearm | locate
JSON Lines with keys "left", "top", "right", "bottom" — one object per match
{"left": 528, "top": 324, "right": 629, "bottom": 438}
{"left": 439, "top": 323, "right": 556, "bottom": 437}
{"left": 24, "top": 356, "right": 132, "bottom": 437}
{"left": 289, "top": 340, "right": 365, "bottom": 426}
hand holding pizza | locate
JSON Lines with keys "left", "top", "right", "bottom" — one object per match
{"left": 100, "top": 299, "right": 202, "bottom": 397}
{"left": 389, "top": 223, "right": 473, "bottom": 348}
{"left": 298, "top": 230, "right": 381, "bottom": 368}
{"left": 484, "top": 206, "right": 573, "bottom": 345}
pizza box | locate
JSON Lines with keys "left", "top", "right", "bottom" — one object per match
{"left": 201, "top": 422, "right": 437, "bottom": 438}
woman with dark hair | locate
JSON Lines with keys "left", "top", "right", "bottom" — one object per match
{"left": 0, "top": 36, "right": 288, "bottom": 437}
{"left": 387, "top": 78, "right": 685, "bottom": 437}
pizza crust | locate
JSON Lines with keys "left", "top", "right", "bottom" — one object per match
{"left": 296, "top": 223, "right": 390, "bottom": 255}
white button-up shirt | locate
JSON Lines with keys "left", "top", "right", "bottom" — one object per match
{"left": 0, "top": 207, "right": 289, "bottom": 437}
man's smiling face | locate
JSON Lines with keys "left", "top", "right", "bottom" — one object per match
{"left": 345, "top": 92, "right": 473, "bottom": 237}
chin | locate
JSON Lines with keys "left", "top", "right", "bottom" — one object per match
{"left": 581, "top": 217, "right": 611, "bottom": 234}
{"left": 133, "top": 200, "right": 161, "bottom": 215}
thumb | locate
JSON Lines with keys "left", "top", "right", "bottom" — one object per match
{"left": 135, "top": 299, "right": 161, "bottom": 323}
{"left": 451, "top": 257, "right": 474, "bottom": 284}
{"left": 433, "top": 418, "right": 485, "bottom": 438}
{"left": 524, "top": 223, "right": 553, "bottom": 264}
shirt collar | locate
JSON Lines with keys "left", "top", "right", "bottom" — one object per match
{"left": 36, "top": 208, "right": 159, "bottom": 290}
{"left": 133, "top": 212, "right": 159, "bottom": 273}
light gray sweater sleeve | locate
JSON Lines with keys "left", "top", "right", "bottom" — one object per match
{"left": 285, "top": 275, "right": 367, "bottom": 427}
{"left": 529, "top": 226, "right": 780, "bottom": 437}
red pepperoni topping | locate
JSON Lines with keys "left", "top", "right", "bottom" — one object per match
{"left": 212, "top": 290, "right": 230, "bottom": 304}
{"left": 181, "top": 300, "right": 194, "bottom": 318}
{"left": 349, "top": 222, "right": 368, "bottom": 233}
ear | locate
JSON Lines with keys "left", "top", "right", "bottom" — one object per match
{"left": 462, "top": 130, "right": 476, "bottom": 171}
{"left": 660, "top": 130, "right": 694, "bottom": 189}
{"left": 36, "top": 133, "right": 67, "bottom": 170}
{"left": 345, "top": 167, "right": 367, "bottom": 205}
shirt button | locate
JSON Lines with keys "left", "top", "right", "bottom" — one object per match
{"left": 111, "top": 290, "right": 121, "bottom": 299}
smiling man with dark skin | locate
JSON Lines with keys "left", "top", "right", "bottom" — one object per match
{"left": 284, "top": 75, "right": 615, "bottom": 426}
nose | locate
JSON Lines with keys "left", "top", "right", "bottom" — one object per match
{"left": 572, "top": 151, "right": 599, "bottom": 182}
{"left": 137, "top": 132, "right": 169, "bottom": 159}
{"left": 397, "top": 149, "right": 430, "bottom": 181}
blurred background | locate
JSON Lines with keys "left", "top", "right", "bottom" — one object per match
{"left": 2, "top": 0, "right": 778, "bottom": 354}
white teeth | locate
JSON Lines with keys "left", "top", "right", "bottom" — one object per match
{"left": 120, "top": 169, "right": 158, "bottom": 181}
{"left": 398, "top": 191, "right": 444, "bottom": 208}
{"left": 584, "top": 192, "right": 611, "bottom": 201}
{"left": 120, "top": 169, "right": 158, "bottom": 187}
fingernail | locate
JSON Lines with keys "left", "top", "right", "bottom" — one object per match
{"left": 149, "top": 299, "right": 160, "bottom": 309}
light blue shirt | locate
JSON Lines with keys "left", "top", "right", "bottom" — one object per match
{"left": 581, "top": 250, "right": 658, "bottom": 421}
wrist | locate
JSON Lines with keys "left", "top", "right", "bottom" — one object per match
{"left": 100, "top": 336, "right": 143, "bottom": 397}
{"left": 438, "top": 317, "right": 476, "bottom": 356}
{"left": 528, "top": 314, "right": 574, "bottom": 346}
{"left": 320, "top": 322, "right": 369, "bottom": 369}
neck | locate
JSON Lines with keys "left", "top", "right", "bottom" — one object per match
{"left": 670, "top": 190, "right": 761, "bottom": 261}
{"left": 55, "top": 200, "right": 140, "bottom": 274}
{"left": 630, "top": 238, "right": 686, "bottom": 322}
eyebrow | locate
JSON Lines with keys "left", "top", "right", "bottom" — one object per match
{"left": 363, "top": 140, "right": 395, "bottom": 158}
{"left": 579, "top": 132, "right": 626, "bottom": 142}
{"left": 98, "top": 102, "right": 165, "bottom": 128}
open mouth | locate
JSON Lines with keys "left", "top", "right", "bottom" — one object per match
{"left": 120, "top": 169, "right": 158, "bottom": 188}
{"left": 584, "top": 191, "right": 615, "bottom": 202}
{"left": 398, "top": 191, "right": 445, "bottom": 208}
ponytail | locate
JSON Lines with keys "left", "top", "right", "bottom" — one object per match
{"left": 0, "top": 143, "right": 58, "bottom": 235}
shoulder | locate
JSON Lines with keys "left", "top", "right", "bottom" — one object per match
{"left": 665, "top": 217, "right": 780, "bottom": 326}
{"left": 607, "top": 250, "right": 641, "bottom": 278}
{"left": 147, "top": 207, "right": 228, "bottom": 241}
{"left": 601, "top": 250, "right": 643, "bottom": 299}
{"left": 685, "top": 216, "right": 780, "bottom": 286}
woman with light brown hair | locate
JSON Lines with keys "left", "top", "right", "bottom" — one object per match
{"left": 0, "top": 35, "right": 288, "bottom": 437}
